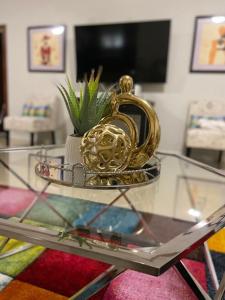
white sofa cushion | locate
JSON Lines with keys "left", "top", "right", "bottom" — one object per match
{"left": 198, "top": 119, "right": 225, "bottom": 130}
{"left": 186, "top": 128, "right": 225, "bottom": 150}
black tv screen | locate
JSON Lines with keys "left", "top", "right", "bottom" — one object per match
{"left": 75, "top": 20, "right": 170, "bottom": 83}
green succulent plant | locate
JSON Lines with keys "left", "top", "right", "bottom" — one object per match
{"left": 58, "top": 67, "right": 111, "bottom": 136}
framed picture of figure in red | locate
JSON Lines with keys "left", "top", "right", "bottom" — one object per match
{"left": 190, "top": 16, "right": 225, "bottom": 72}
{"left": 27, "top": 25, "right": 66, "bottom": 72}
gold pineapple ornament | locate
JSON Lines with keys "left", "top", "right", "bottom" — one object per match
{"left": 80, "top": 75, "right": 160, "bottom": 179}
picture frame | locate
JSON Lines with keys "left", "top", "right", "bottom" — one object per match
{"left": 27, "top": 25, "right": 66, "bottom": 72}
{"left": 190, "top": 16, "right": 225, "bottom": 73}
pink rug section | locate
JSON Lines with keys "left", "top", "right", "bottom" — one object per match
{"left": 103, "top": 259, "right": 207, "bottom": 300}
{"left": 0, "top": 187, "right": 36, "bottom": 216}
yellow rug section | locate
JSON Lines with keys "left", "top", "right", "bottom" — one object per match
{"left": 207, "top": 228, "right": 225, "bottom": 253}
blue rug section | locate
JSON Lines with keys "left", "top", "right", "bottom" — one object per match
{"left": 24, "top": 194, "right": 91, "bottom": 227}
{"left": 22, "top": 193, "right": 139, "bottom": 234}
{"left": 73, "top": 204, "right": 140, "bottom": 234}
{"left": 206, "top": 251, "right": 225, "bottom": 299}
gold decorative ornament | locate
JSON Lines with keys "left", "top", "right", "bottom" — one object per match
{"left": 100, "top": 75, "right": 160, "bottom": 168}
{"left": 87, "top": 172, "right": 148, "bottom": 186}
{"left": 80, "top": 123, "right": 132, "bottom": 172}
{"left": 80, "top": 75, "right": 160, "bottom": 186}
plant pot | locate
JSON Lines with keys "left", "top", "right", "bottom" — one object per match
{"left": 65, "top": 134, "right": 83, "bottom": 165}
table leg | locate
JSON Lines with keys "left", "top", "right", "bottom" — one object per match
{"left": 30, "top": 133, "right": 34, "bottom": 146}
{"left": 175, "top": 260, "right": 212, "bottom": 300}
{"left": 179, "top": 163, "right": 219, "bottom": 293}
{"left": 69, "top": 266, "right": 123, "bottom": 300}
{"left": 203, "top": 242, "right": 219, "bottom": 290}
{"left": 214, "top": 273, "right": 225, "bottom": 300}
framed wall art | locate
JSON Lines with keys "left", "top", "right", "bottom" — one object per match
{"left": 190, "top": 16, "right": 225, "bottom": 72}
{"left": 27, "top": 25, "right": 66, "bottom": 72}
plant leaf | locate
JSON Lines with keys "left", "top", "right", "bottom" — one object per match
{"left": 57, "top": 85, "right": 74, "bottom": 124}
{"left": 95, "top": 66, "right": 103, "bottom": 83}
{"left": 66, "top": 77, "right": 80, "bottom": 120}
{"left": 96, "top": 91, "right": 111, "bottom": 122}
{"left": 61, "top": 85, "right": 78, "bottom": 125}
{"left": 87, "top": 86, "right": 98, "bottom": 127}
{"left": 79, "top": 84, "right": 83, "bottom": 110}
{"left": 58, "top": 68, "right": 112, "bottom": 136}
{"left": 88, "top": 78, "right": 99, "bottom": 102}
{"left": 88, "top": 67, "right": 102, "bottom": 102}
{"left": 58, "top": 85, "right": 80, "bottom": 132}
{"left": 79, "top": 81, "right": 91, "bottom": 135}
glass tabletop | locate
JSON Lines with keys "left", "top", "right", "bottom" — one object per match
{"left": 0, "top": 145, "right": 225, "bottom": 276}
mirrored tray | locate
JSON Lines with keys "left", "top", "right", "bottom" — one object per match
{"left": 34, "top": 151, "right": 161, "bottom": 190}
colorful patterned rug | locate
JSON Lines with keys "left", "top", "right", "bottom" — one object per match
{"left": 206, "top": 228, "right": 225, "bottom": 298}
{"left": 0, "top": 186, "right": 141, "bottom": 299}
{"left": 0, "top": 186, "right": 224, "bottom": 299}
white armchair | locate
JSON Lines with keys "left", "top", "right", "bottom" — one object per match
{"left": 4, "top": 98, "right": 58, "bottom": 146}
{"left": 185, "top": 100, "right": 225, "bottom": 164}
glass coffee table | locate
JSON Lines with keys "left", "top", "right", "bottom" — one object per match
{"left": 0, "top": 145, "right": 225, "bottom": 299}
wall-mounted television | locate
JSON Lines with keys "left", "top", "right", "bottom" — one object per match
{"left": 75, "top": 20, "right": 171, "bottom": 83}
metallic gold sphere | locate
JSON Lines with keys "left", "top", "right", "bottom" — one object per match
{"left": 80, "top": 124, "right": 132, "bottom": 172}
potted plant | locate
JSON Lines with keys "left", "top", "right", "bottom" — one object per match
{"left": 58, "top": 67, "right": 111, "bottom": 164}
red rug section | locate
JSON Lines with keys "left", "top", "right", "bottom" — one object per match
{"left": 183, "top": 258, "right": 207, "bottom": 291}
{"left": 17, "top": 249, "right": 110, "bottom": 298}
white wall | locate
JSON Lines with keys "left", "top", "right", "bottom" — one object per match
{"left": 1, "top": 0, "right": 225, "bottom": 150}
